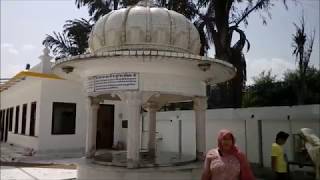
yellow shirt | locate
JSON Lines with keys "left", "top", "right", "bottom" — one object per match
{"left": 272, "top": 143, "right": 287, "bottom": 173}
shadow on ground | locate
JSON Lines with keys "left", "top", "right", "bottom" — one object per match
{"left": 252, "top": 164, "right": 315, "bottom": 180}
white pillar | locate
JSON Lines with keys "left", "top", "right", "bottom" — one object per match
{"left": 145, "top": 102, "right": 160, "bottom": 157}
{"left": 85, "top": 97, "right": 100, "bottom": 158}
{"left": 120, "top": 91, "right": 143, "bottom": 168}
{"left": 193, "top": 96, "right": 207, "bottom": 160}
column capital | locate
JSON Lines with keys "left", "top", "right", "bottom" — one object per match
{"left": 143, "top": 101, "right": 162, "bottom": 112}
{"left": 89, "top": 97, "right": 102, "bottom": 106}
{"left": 116, "top": 91, "right": 143, "bottom": 106}
{"left": 193, "top": 96, "right": 207, "bottom": 111}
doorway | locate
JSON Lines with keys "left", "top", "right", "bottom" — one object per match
{"left": 4, "top": 109, "right": 9, "bottom": 142}
{"left": 96, "top": 104, "right": 115, "bottom": 149}
{"left": 0, "top": 110, "right": 4, "bottom": 141}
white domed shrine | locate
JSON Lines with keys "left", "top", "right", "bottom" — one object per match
{"left": 89, "top": 1, "right": 200, "bottom": 54}
{"left": 52, "top": 0, "right": 236, "bottom": 179}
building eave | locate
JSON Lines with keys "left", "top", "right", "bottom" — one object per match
{"left": 0, "top": 71, "right": 64, "bottom": 92}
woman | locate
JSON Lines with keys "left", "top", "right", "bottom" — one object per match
{"left": 201, "top": 129, "right": 255, "bottom": 180}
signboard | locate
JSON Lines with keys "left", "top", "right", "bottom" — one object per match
{"left": 87, "top": 72, "right": 139, "bottom": 93}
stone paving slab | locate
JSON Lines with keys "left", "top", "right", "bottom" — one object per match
{"left": 0, "top": 143, "right": 31, "bottom": 162}
{"left": 1, "top": 143, "right": 82, "bottom": 164}
{"left": 0, "top": 166, "right": 77, "bottom": 180}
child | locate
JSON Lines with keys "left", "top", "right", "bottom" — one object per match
{"left": 271, "top": 131, "right": 289, "bottom": 180}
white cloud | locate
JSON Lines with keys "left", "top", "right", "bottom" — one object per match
{"left": 246, "top": 58, "right": 296, "bottom": 85}
{"left": 1, "top": 43, "right": 14, "bottom": 48}
{"left": 1, "top": 43, "right": 19, "bottom": 55}
{"left": 22, "top": 44, "right": 36, "bottom": 51}
{"left": 7, "top": 48, "right": 19, "bottom": 55}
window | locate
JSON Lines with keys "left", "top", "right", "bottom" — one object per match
{"left": 51, "top": 102, "right": 76, "bottom": 135}
{"left": 14, "top": 106, "right": 20, "bottom": 134}
{"left": 9, "top": 107, "right": 14, "bottom": 131}
{"left": 21, "top": 104, "right": 27, "bottom": 135}
{"left": 29, "top": 102, "right": 36, "bottom": 136}
{"left": 122, "top": 120, "right": 128, "bottom": 128}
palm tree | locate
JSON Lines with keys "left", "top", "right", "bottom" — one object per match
{"left": 63, "top": 18, "right": 93, "bottom": 54}
{"left": 75, "top": 0, "right": 113, "bottom": 21}
{"left": 43, "top": 18, "right": 93, "bottom": 59}
{"left": 75, "top": 0, "right": 140, "bottom": 21}
{"left": 156, "top": 0, "right": 197, "bottom": 19}
{"left": 292, "top": 16, "right": 315, "bottom": 104}
{"left": 42, "top": 32, "right": 76, "bottom": 59}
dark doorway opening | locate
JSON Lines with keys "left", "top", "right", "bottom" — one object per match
{"left": 4, "top": 109, "right": 9, "bottom": 142}
{"left": 96, "top": 104, "right": 114, "bottom": 149}
{"left": 0, "top": 110, "right": 4, "bottom": 141}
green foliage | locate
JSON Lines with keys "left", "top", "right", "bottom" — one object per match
{"left": 43, "top": 18, "right": 93, "bottom": 59}
{"left": 284, "top": 67, "right": 320, "bottom": 105}
{"left": 243, "top": 67, "right": 320, "bottom": 107}
{"left": 243, "top": 70, "right": 285, "bottom": 107}
{"left": 75, "top": 0, "right": 140, "bottom": 21}
{"left": 156, "top": 0, "right": 197, "bottom": 19}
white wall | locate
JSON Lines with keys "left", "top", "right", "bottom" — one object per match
{"left": 0, "top": 77, "right": 42, "bottom": 150}
{"left": 38, "top": 79, "right": 87, "bottom": 153}
{"left": 155, "top": 105, "right": 320, "bottom": 167}
{"left": 156, "top": 111, "right": 195, "bottom": 156}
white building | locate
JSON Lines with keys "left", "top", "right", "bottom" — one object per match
{"left": 1, "top": 1, "right": 319, "bottom": 179}
{"left": 0, "top": 49, "right": 87, "bottom": 154}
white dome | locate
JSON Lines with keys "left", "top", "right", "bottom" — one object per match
{"left": 88, "top": 1, "right": 201, "bottom": 55}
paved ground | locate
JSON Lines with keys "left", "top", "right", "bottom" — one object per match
{"left": 1, "top": 143, "right": 79, "bottom": 180}
{"left": 0, "top": 143, "right": 316, "bottom": 180}
{"left": 1, "top": 166, "right": 76, "bottom": 180}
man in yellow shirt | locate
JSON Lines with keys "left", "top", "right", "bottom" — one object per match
{"left": 271, "top": 131, "right": 289, "bottom": 180}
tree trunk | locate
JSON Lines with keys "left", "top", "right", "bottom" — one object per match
{"left": 297, "top": 75, "right": 306, "bottom": 104}
{"left": 229, "top": 48, "right": 245, "bottom": 107}
{"left": 207, "top": 0, "right": 246, "bottom": 108}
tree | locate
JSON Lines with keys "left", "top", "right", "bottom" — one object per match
{"left": 284, "top": 67, "right": 320, "bottom": 105}
{"left": 195, "top": 0, "right": 288, "bottom": 108}
{"left": 242, "top": 70, "right": 281, "bottom": 107}
{"left": 75, "top": 0, "right": 140, "bottom": 21}
{"left": 42, "top": 32, "right": 76, "bottom": 59}
{"left": 243, "top": 67, "right": 320, "bottom": 107}
{"left": 63, "top": 18, "right": 93, "bottom": 54}
{"left": 157, "top": 0, "right": 197, "bottom": 19}
{"left": 43, "top": 18, "right": 93, "bottom": 59}
{"left": 292, "top": 16, "right": 315, "bottom": 104}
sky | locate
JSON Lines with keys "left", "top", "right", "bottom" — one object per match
{"left": 1, "top": 0, "right": 319, "bottom": 85}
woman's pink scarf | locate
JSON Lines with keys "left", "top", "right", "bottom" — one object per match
{"left": 218, "top": 129, "right": 255, "bottom": 180}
